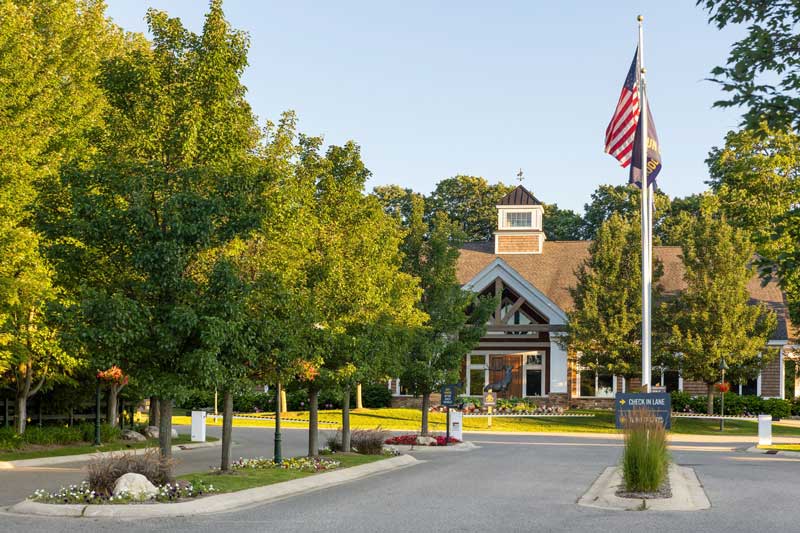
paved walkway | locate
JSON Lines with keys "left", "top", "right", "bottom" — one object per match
{"left": 2, "top": 431, "right": 800, "bottom": 532}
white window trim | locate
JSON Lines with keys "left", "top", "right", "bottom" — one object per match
{"left": 576, "top": 367, "right": 617, "bottom": 398}
{"left": 522, "top": 351, "right": 546, "bottom": 397}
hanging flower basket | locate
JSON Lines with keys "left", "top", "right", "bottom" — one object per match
{"left": 715, "top": 382, "right": 730, "bottom": 393}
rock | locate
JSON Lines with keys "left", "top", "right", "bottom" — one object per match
{"left": 416, "top": 436, "right": 437, "bottom": 446}
{"left": 143, "top": 426, "right": 159, "bottom": 439}
{"left": 112, "top": 473, "right": 158, "bottom": 500}
{"left": 120, "top": 429, "right": 146, "bottom": 442}
{"left": 171, "top": 429, "right": 179, "bottom": 439}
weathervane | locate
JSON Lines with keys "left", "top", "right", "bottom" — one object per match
{"left": 516, "top": 168, "right": 524, "bottom": 184}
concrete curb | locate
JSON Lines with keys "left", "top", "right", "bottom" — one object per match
{"left": 385, "top": 441, "right": 478, "bottom": 453}
{"left": 577, "top": 464, "right": 710, "bottom": 511}
{"left": 9, "top": 454, "right": 419, "bottom": 519}
{"left": 0, "top": 439, "right": 221, "bottom": 470}
{"left": 745, "top": 446, "right": 800, "bottom": 458}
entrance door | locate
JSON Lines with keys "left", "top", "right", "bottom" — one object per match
{"left": 489, "top": 355, "right": 522, "bottom": 398}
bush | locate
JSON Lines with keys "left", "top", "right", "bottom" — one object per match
{"left": 669, "top": 391, "right": 692, "bottom": 412}
{"left": 0, "top": 427, "right": 22, "bottom": 451}
{"left": 77, "top": 423, "right": 121, "bottom": 444}
{"left": 361, "top": 384, "right": 392, "bottom": 408}
{"left": 23, "top": 426, "right": 84, "bottom": 446}
{"left": 350, "top": 428, "right": 388, "bottom": 455}
{"left": 87, "top": 450, "right": 174, "bottom": 496}
{"left": 622, "top": 408, "right": 669, "bottom": 493}
{"left": 761, "top": 398, "right": 791, "bottom": 419}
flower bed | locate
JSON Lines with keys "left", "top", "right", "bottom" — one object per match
{"left": 384, "top": 435, "right": 460, "bottom": 446}
{"left": 229, "top": 456, "right": 340, "bottom": 472}
{"left": 30, "top": 480, "right": 216, "bottom": 505}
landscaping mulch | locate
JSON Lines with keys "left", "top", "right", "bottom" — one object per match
{"left": 615, "top": 475, "right": 672, "bottom": 500}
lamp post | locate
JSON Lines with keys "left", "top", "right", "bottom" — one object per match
{"left": 94, "top": 374, "right": 102, "bottom": 446}
{"left": 719, "top": 358, "right": 729, "bottom": 432}
{"left": 274, "top": 380, "right": 282, "bottom": 465}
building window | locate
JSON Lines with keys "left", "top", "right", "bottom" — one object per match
{"left": 739, "top": 378, "right": 758, "bottom": 396}
{"left": 579, "top": 369, "right": 614, "bottom": 398}
{"left": 467, "top": 354, "right": 487, "bottom": 395}
{"left": 506, "top": 212, "right": 532, "bottom": 228}
{"left": 651, "top": 368, "right": 681, "bottom": 392}
{"left": 524, "top": 351, "right": 544, "bottom": 396}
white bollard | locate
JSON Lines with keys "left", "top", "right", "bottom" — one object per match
{"left": 191, "top": 410, "right": 207, "bottom": 442}
{"left": 449, "top": 411, "right": 463, "bottom": 442}
{"left": 758, "top": 414, "right": 772, "bottom": 446}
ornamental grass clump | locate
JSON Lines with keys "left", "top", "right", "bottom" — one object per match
{"left": 350, "top": 428, "right": 388, "bottom": 455}
{"left": 87, "top": 450, "right": 174, "bottom": 496}
{"left": 622, "top": 408, "right": 669, "bottom": 493}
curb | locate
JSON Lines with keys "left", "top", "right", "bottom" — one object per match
{"left": 0, "top": 439, "right": 221, "bottom": 470}
{"left": 385, "top": 441, "right": 478, "bottom": 453}
{"left": 8, "top": 454, "right": 419, "bottom": 519}
{"left": 745, "top": 446, "right": 800, "bottom": 458}
{"left": 577, "top": 464, "right": 710, "bottom": 512}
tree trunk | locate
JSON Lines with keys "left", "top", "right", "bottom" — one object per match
{"left": 421, "top": 393, "right": 430, "bottom": 435}
{"left": 707, "top": 383, "right": 715, "bottom": 415}
{"left": 356, "top": 383, "right": 363, "bottom": 409}
{"left": 342, "top": 387, "right": 351, "bottom": 452}
{"left": 220, "top": 389, "right": 233, "bottom": 472}
{"left": 158, "top": 399, "right": 173, "bottom": 459}
{"left": 149, "top": 396, "right": 160, "bottom": 427}
{"left": 308, "top": 388, "right": 319, "bottom": 457}
{"left": 15, "top": 392, "right": 26, "bottom": 435}
{"left": 106, "top": 385, "right": 119, "bottom": 428}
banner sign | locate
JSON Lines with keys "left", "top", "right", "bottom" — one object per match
{"left": 440, "top": 385, "right": 458, "bottom": 407}
{"left": 615, "top": 392, "right": 671, "bottom": 430}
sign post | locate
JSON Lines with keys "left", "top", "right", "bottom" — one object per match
{"left": 615, "top": 392, "right": 671, "bottom": 429}
{"left": 440, "top": 384, "right": 458, "bottom": 446}
{"left": 483, "top": 389, "right": 496, "bottom": 429}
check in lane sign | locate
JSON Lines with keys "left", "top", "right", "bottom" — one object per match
{"left": 615, "top": 392, "right": 671, "bottom": 430}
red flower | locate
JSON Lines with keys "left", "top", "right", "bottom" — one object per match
{"left": 715, "top": 382, "right": 730, "bottom": 393}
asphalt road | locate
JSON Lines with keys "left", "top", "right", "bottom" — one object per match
{"left": 1, "top": 429, "right": 799, "bottom": 532}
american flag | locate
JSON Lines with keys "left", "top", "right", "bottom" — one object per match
{"left": 605, "top": 49, "right": 640, "bottom": 167}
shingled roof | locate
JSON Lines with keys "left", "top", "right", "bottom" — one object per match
{"left": 457, "top": 240, "right": 795, "bottom": 342}
{"left": 497, "top": 185, "right": 542, "bottom": 206}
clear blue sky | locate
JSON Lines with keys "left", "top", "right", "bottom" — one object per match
{"left": 105, "top": 0, "right": 746, "bottom": 213}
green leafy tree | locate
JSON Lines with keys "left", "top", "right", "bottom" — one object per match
{"left": 309, "top": 142, "right": 426, "bottom": 452}
{"left": 40, "top": 1, "right": 262, "bottom": 457}
{"left": 399, "top": 198, "right": 494, "bottom": 434}
{"left": 580, "top": 184, "right": 671, "bottom": 241}
{"left": 0, "top": 0, "right": 121, "bottom": 433}
{"left": 426, "top": 176, "right": 514, "bottom": 241}
{"left": 542, "top": 203, "right": 583, "bottom": 240}
{"left": 665, "top": 208, "right": 777, "bottom": 414}
{"left": 699, "top": 0, "right": 800, "bottom": 131}
{"left": 567, "top": 213, "right": 664, "bottom": 387}
{"left": 707, "top": 125, "right": 800, "bottom": 324}
{"left": 371, "top": 185, "right": 423, "bottom": 225}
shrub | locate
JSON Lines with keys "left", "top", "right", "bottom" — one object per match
{"left": 362, "top": 384, "right": 392, "bottom": 408}
{"left": 350, "top": 428, "right": 388, "bottom": 455}
{"left": 621, "top": 408, "right": 669, "bottom": 493}
{"left": 325, "top": 429, "right": 343, "bottom": 452}
{"left": 761, "top": 398, "right": 791, "bottom": 419}
{"left": 669, "top": 391, "right": 692, "bottom": 412}
{"left": 87, "top": 450, "right": 174, "bottom": 496}
{"left": 23, "top": 426, "right": 84, "bottom": 446}
{"left": 77, "top": 423, "right": 121, "bottom": 444}
{"left": 0, "top": 427, "right": 22, "bottom": 451}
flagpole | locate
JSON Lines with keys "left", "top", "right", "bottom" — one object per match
{"left": 638, "top": 15, "right": 652, "bottom": 393}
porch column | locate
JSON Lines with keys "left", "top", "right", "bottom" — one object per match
{"left": 549, "top": 333, "right": 568, "bottom": 394}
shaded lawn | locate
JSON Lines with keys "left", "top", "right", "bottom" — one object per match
{"left": 0, "top": 435, "right": 217, "bottom": 462}
{"left": 179, "top": 454, "right": 386, "bottom": 494}
{"left": 200, "top": 408, "right": 800, "bottom": 437}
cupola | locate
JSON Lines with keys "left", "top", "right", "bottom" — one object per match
{"left": 494, "top": 185, "right": 545, "bottom": 254}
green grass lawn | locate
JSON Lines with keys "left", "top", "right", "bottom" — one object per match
{"left": 757, "top": 444, "right": 800, "bottom": 452}
{"left": 0, "top": 435, "right": 218, "bottom": 462}
{"left": 196, "top": 408, "right": 800, "bottom": 438}
{"left": 179, "top": 454, "right": 386, "bottom": 494}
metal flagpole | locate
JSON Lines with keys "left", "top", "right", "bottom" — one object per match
{"left": 638, "top": 15, "right": 652, "bottom": 393}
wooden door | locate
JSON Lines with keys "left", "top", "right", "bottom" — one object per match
{"left": 489, "top": 354, "right": 523, "bottom": 398}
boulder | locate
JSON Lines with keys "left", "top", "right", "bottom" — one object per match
{"left": 416, "top": 436, "right": 437, "bottom": 446}
{"left": 143, "top": 426, "right": 159, "bottom": 439}
{"left": 171, "top": 428, "right": 179, "bottom": 439}
{"left": 112, "top": 473, "right": 158, "bottom": 500}
{"left": 120, "top": 429, "right": 146, "bottom": 442}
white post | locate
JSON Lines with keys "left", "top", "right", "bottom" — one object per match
{"left": 638, "top": 15, "right": 652, "bottom": 393}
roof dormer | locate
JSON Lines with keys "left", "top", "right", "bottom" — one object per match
{"left": 494, "top": 185, "right": 545, "bottom": 254}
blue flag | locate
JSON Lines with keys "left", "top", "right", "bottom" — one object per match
{"left": 629, "top": 100, "right": 662, "bottom": 188}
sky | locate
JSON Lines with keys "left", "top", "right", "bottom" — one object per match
{"left": 104, "top": 0, "right": 747, "bottom": 213}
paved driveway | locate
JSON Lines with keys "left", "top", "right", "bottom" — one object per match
{"left": 1, "top": 430, "right": 799, "bottom": 532}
